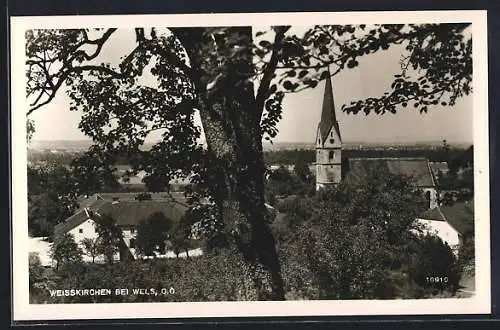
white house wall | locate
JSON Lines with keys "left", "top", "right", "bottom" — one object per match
{"left": 68, "top": 219, "right": 119, "bottom": 263}
{"left": 68, "top": 218, "right": 99, "bottom": 243}
{"left": 416, "top": 218, "right": 461, "bottom": 250}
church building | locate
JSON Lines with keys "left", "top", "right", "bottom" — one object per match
{"left": 315, "top": 72, "right": 438, "bottom": 210}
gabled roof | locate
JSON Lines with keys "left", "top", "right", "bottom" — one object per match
{"left": 96, "top": 200, "right": 187, "bottom": 227}
{"left": 419, "top": 201, "right": 474, "bottom": 236}
{"left": 53, "top": 199, "right": 108, "bottom": 240}
{"left": 440, "top": 201, "right": 474, "bottom": 235}
{"left": 345, "top": 157, "right": 436, "bottom": 188}
{"left": 54, "top": 194, "right": 189, "bottom": 238}
{"left": 317, "top": 72, "right": 341, "bottom": 143}
{"left": 420, "top": 206, "right": 446, "bottom": 222}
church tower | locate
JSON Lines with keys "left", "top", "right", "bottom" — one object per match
{"left": 316, "top": 71, "right": 342, "bottom": 191}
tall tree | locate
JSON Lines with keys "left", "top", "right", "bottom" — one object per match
{"left": 28, "top": 163, "right": 79, "bottom": 237}
{"left": 135, "top": 212, "right": 173, "bottom": 256}
{"left": 81, "top": 237, "right": 101, "bottom": 263}
{"left": 50, "top": 233, "right": 83, "bottom": 270}
{"left": 26, "top": 23, "right": 472, "bottom": 300}
{"left": 282, "top": 169, "right": 429, "bottom": 299}
{"left": 93, "top": 213, "right": 122, "bottom": 264}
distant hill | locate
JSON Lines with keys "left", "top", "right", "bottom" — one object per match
{"left": 263, "top": 141, "right": 472, "bottom": 151}
{"left": 30, "top": 139, "right": 472, "bottom": 153}
{"left": 29, "top": 140, "right": 93, "bottom": 151}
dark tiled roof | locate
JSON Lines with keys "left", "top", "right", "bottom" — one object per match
{"left": 420, "top": 207, "right": 446, "bottom": 221}
{"left": 96, "top": 200, "right": 187, "bottom": 227}
{"left": 95, "top": 192, "right": 188, "bottom": 203}
{"left": 419, "top": 201, "right": 474, "bottom": 236}
{"left": 55, "top": 195, "right": 189, "bottom": 237}
{"left": 318, "top": 73, "right": 341, "bottom": 143}
{"left": 440, "top": 201, "right": 474, "bottom": 235}
{"left": 345, "top": 157, "right": 435, "bottom": 188}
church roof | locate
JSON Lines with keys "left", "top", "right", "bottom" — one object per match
{"left": 344, "top": 157, "right": 436, "bottom": 188}
{"left": 317, "top": 72, "right": 341, "bottom": 144}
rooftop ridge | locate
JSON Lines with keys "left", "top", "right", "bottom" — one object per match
{"left": 348, "top": 157, "right": 429, "bottom": 161}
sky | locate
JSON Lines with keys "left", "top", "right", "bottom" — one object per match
{"left": 28, "top": 26, "right": 473, "bottom": 145}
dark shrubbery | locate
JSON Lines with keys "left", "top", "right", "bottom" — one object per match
{"left": 39, "top": 249, "right": 256, "bottom": 303}
{"left": 407, "top": 234, "right": 461, "bottom": 294}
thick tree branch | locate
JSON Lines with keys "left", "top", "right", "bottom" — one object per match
{"left": 27, "top": 29, "right": 118, "bottom": 115}
{"left": 254, "top": 26, "right": 290, "bottom": 120}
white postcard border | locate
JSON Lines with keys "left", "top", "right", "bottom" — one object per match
{"left": 10, "top": 10, "right": 490, "bottom": 321}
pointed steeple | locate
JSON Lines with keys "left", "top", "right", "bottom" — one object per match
{"left": 317, "top": 69, "right": 341, "bottom": 144}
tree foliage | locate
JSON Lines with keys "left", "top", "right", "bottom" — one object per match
{"left": 26, "top": 23, "right": 472, "bottom": 300}
{"left": 279, "top": 169, "right": 433, "bottom": 299}
{"left": 407, "top": 234, "right": 461, "bottom": 293}
{"left": 135, "top": 212, "right": 173, "bottom": 256}
{"left": 81, "top": 237, "right": 102, "bottom": 263}
{"left": 27, "top": 163, "right": 79, "bottom": 237}
{"left": 49, "top": 233, "right": 83, "bottom": 270}
{"left": 93, "top": 213, "right": 122, "bottom": 264}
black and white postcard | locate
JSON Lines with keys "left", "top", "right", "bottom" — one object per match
{"left": 10, "top": 10, "right": 490, "bottom": 321}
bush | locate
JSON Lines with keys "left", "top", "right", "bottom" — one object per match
{"left": 29, "top": 253, "right": 57, "bottom": 303}
{"left": 39, "top": 248, "right": 258, "bottom": 303}
{"left": 407, "top": 234, "right": 461, "bottom": 294}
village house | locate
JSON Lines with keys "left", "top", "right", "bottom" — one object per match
{"left": 416, "top": 200, "right": 474, "bottom": 250}
{"left": 52, "top": 192, "right": 194, "bottom": 263}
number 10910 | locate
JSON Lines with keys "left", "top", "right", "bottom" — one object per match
{"left": 426, "top": 276, "right": 449, "bottom": 283}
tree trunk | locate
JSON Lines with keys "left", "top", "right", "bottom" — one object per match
{"left": 171, "top": 26, "right": 285, "bottom": 300}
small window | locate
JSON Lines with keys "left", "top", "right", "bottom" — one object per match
{"left": 130, "top": 228, "right": 135, "bottom": 234}
{"left": 329, "top": 151, "right": 334, "bottom": 160}
{"left": 129, "top": 238, "right": 136, "bottom": 249}
{"left": 79, "top": 228, "right": 83, "bottom": 234}
{"left": 330, "top": 139, "right": 334, "bottom": 144}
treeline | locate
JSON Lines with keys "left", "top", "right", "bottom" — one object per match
{"left": 264, "top": 147, "right": 472, "bottom": 165}
{"left": 28, "top": 150, "right": 133, "bottom": 166}
{"left": 30, "top": 146, "right": 473, "bottom": 168}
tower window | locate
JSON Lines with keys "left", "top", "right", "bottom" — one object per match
{"left": 330, "top": 138, "right": 334, "bottom": 144}
{"left": 329, "top": 151, "right": 334, "bottom": 160}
